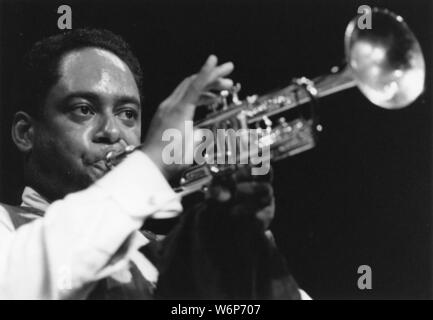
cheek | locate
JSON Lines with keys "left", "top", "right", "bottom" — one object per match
{"left": 124, "top": 125, "right": 141, "bottom": 146}
{"left": 72, "top": 125, "right": 95, "bottom": 153}
{"left": 35, "top": 123, "right": 93, "bottom": 164}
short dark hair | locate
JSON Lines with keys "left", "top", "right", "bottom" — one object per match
{"left": 14, "top": 28, "right": 143, "bottom": 118}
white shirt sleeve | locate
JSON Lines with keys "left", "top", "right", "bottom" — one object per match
{"left": 299, "top": 289, "right": 312, "bottom": 300}
{"left": 0, "top": 151, "right": 182, "bottom": 300}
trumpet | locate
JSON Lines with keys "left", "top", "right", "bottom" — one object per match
{"left": 105, "top": 8, "right": 425, "bottom": 197}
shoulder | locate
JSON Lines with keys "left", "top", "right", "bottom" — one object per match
{"left": 0, "top": 203, "right": 14, "bottom": 232}
{"left": 299, "top": 289, "right": 312, "bottom": 300}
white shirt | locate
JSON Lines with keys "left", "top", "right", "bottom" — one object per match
{"left": 0, "top": 150, "right": 311, "bottom": 300}
{"left": 0, "top": 151, "right": 182, "bottom": 299}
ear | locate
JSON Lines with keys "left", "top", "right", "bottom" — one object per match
{"left": 11, "top": 111, "right": 35, "bottom": 153}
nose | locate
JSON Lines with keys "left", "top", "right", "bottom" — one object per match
{"left": 93, "top": 114, "right": 121, "bottom": 144}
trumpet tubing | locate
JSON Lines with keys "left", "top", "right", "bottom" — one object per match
{"left": 105, "top": 8, "right": 425, "bottom": 197}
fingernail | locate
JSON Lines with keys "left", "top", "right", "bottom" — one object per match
{"left": 207, "top": 54, "right": 217, "bottom": 65}
{"left": 225, "top": 61, "right": 234, "bottom": 69}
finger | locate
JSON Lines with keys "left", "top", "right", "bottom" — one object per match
{"left": 206, "top": 62, "right": 234, "bottom": 84}
{"left": 193, "top": 61, "right": 233, "bottom": 94}
{"left": 208, "top": 184, "right": 232, "bottom": 202}
{"left": 197, "top": 91, "right": 219, "bottom": 106}
{"left": 205, "top": 78, "right": 234, "bottom": 92}
{"left": 200, "top": 54, "right": 218, "bottom": 74}
{"left": 191, "top": 55, "right": 219, "bottom": 93}
{"left": 235, "top": 182, "right": 274, "bottom": 208}
{"left": 182, "top": 59, "right": 234, "bottom": 105}
{"left": 255, "top": 200, "right": 275, "bottom": 229}
{"left": 163, "top": 57, "right": 234, "bottom": 118}
{"left": 167, "top": 54, "right": 218, "bottom": 102}
{"left": 236, "top": 182, "right": 273, "bottom": 199}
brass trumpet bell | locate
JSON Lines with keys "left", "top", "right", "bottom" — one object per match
{"left": 345, "top": 8, "right": 425, "bottom": 109}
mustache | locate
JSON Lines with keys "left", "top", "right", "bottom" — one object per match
{"left": 91, "top": 159, "right": 110, "bottom": 173}
{"left": 84, "top": 140, "right": 132, "bottom": 165}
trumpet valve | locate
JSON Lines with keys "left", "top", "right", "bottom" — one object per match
{"left": 262, "top": 115, "right": 273, "bottom": 133}
{"left": 232, "top": 83, "right": 242, "bottom": 105}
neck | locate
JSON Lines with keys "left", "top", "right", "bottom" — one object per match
{"left": 24, "top": 161, "right": 87, "bottom": 202}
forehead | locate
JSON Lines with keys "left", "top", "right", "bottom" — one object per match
{"left": 56, "top": 47, "right": 139, "bottom": 100}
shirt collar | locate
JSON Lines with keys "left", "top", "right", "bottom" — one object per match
{"left": 19, "top": 186, "right": 151, "bottom": 245}
{"left": 21, "top": 186, "right": 50, "bottom": 213}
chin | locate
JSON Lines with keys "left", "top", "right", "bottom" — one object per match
{"left": 64, "top": 169, "right": 100, "bottom": 194}
{"left": 86, "top": 172, "right": 105, "bottom": 184}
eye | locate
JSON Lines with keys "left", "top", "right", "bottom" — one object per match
{"left": 117, "top": 109, "right": 138, "bottom": 121}
{"left": 79, "top": 106, "right": 91, "bottom": 115}
{"left": 71, "top": 105, "right": 95, "bottom": 117}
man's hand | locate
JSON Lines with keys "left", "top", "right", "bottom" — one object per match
{"left": 206, "top": 166, "right": 275, "bottom": 231}
{"left": 141, "top": 55, "right": 234, "bottom": 179}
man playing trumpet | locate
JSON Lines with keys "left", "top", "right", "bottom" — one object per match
{"left": 0, "top": 29, "right": 308, "bottom": 299}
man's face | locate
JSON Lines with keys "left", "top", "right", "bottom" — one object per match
{"left": 30, "top": 47, "right": 141, "bottom": 200}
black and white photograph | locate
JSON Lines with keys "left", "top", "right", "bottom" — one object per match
{"left": 0, "top": 0, "right": 432, "bottom": 303}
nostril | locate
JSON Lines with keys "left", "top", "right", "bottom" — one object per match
{"left": 94, "top": 135, "right": 112, "bottom": 144}
{"left": 94, "top": 116, "right": 121, "bottom": 143}
{"left": 94, "top": 127, "right": 121, "bottom": 144}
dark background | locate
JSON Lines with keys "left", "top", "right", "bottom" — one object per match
{"left": 0, "top": 0, "right": 432, "bottom": 299}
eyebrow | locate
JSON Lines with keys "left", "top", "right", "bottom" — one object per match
{"left": 61, "top": 91, "right": 141, "bottom": 109}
